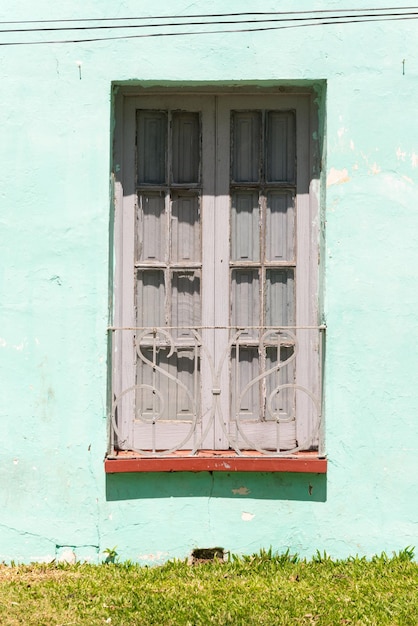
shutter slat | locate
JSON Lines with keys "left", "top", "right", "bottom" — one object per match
{"left": 266, "top": 111, "right": 295, "bottom": 183}
{"left": 137, "top": 110, "right": 167, "bottom": 184}
{"left": 231, "top": 191, "right": 259, "bottom": 261}
{"left": 232, "top": 111, "right": 261, "bottom": 182}
{"left": 265, "top": 191, "right": 295, "bottom": 262}
{"left": 172, "top": 112, "right": 200, "bottom": 183}
{"left": 171, "top": 194, "right": 200, "bottom": 262}
{"left": 265, "top": 269, "right": 294, "bottom": 327}
{"left": 138, "top": 193, "right": 165, "bottom": 261}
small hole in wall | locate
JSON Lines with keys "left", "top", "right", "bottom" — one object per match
{"left": 189, "top": 547, "right": 225, "bottom": 564}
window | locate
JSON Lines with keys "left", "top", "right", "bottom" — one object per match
{"left": 109, "top": 89, "right": 324, "bottom": 468}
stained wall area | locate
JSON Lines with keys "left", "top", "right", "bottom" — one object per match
{"left": 0, "top": 1, "right": 417, "bottom": 563}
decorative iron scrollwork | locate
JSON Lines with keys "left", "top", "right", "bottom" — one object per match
{"left": 111, "top": 326, "right": 324, "bottom": 457}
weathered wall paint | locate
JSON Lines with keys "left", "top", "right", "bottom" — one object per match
{"left": 1, "top": 0, "right": 417, "bottom": 563}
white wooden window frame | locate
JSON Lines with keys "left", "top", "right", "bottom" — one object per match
{"left": 111, "top": 89, "right": 321, "bottom": 458}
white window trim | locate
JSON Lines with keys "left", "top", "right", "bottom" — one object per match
{"left": 110, "top": 87, "right": 323, "bottom": 459}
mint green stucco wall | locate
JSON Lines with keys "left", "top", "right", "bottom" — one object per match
{"left": 1, "top": 1, "right": 417, "bottom": 563}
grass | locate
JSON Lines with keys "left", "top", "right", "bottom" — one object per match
{"left": 0, "top": 549, "right": 417, "bottom": 625}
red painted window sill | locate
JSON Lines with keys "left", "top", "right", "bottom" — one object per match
{"left": 105, "top": 451, "right": 327, "bottom": 473}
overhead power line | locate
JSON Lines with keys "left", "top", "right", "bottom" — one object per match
{"left": 0, "top": 8, "right": 417, "bottom": 46}
{"left": 1, "top": 6, "right": 418, "bottom": 25}
{"left": 1, "top": 10, "right": 418, "bottom": 34}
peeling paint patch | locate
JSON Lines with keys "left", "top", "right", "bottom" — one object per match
{"left": 0, "top": 338, "right": 6, "bottom": 347}
{"left": 138, "top": 551, "right": 168, "bottom": 562}
{"left": 57, "top": 548, "right": 76, "bottom": 564}
{"left": 402, "top": 175, "right": 413, "bottom": 184}
{"left": 241, "top": 512, "right": 255, "bottom": 522}
{"left": 369, "top": 162, "right": 381, "bottom": 175}
{"left": 327, "top": 167, "right": 350, "bottom": 187}
{"left": 395, "top": 147, "right": 418, "bottom": 168}
{"left": 232, "top": 486, "right": 250, "bottom": 495}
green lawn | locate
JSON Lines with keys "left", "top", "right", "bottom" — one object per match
{"left": 0, "top": 550, "right": 417, "bottom": 625}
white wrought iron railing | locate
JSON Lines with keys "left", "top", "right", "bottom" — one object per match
{"left": 108, "top": 325, "right": 325, "bottom": 458}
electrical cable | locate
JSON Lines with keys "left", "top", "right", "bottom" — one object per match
{"left": 1, "top": 10, "right": 418, "bottom": 33}
{"left": 1, "top": 6, "right": 418, "bottom": 25}
{"left": 0, "top": 11, "right": 417, "bottom": 46}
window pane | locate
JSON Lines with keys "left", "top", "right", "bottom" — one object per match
{"left": 175, "top": 348, "right": 199, "bottom": 417}
{"left": 136, "top": 270, "right": 165, "bottom": 327}
{"left": 171, "top": 271, "right": 201, "bottom": 337}
{"left": 231, "top": 270, "right": 260, "bottom": 335}
{"left": 137, "top": 193, "right": 166, "bottom": 262}
{"left": 137, "top": 110, "right": 167, "bottom": 184}
{"left": 171, "top": 194, "right": 201, "bottom": 262}
{"left": 265, "top": 191, "right": 295, "bottom": 262}
{"left": 266, "top": 111, "right": 295, "bottom": 182}
{"left": 136, "top": 347, "right": 164, "bottom": 418}
{"left": 231, "top": 111, "right": 261, "bottom": 182}
{"left": 265, "top": 269, "right": 294, "bottom": 326}
{"left": 135, "top": 270, "right": 200, "bottom": 420}
{"left": 231, "top": 346, "right": 259, "bottom": 420}
{"left": 172, "top": 112, "right": 200, "bottom": 183}
{"left": 231, "top": 192, "right": 259, "bottom": 261}
{"left": 136, "top": 348, "right": 198, "bottom": 420}
{"left": 265, "top": 345, "right": 295, "bottom": 421}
